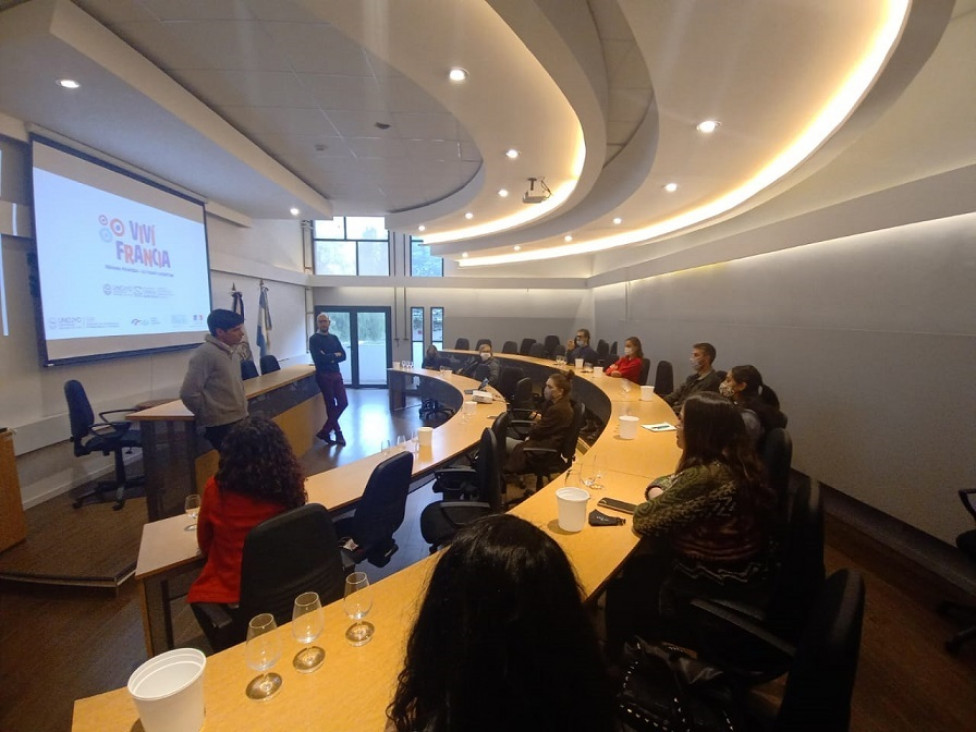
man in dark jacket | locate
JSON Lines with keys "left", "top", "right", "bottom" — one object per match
{"left": 310, "top": 313, "right": 348, "bottom": 445}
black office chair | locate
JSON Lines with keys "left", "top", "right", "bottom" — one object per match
{"left": 419, "top": 357, "right": 455, "bottom": 421}
{"left": 543, "top": 334, "right": 561, "bottom": 357}
{"left": 64, "top": 380, "right": 143, "bottom": 511}
{"left": 520, "top": 400, "right": 587, "bottom": 491}
{"left": 259, "top": 354, "right": 280, "bottom": 374}
{"left": 762, "top": 428, "right": 794, "bottom": 514}
{"left": 190, "top": 503, "right": 350, "bottom": 652}
{"left": 495, "top": 366, "right": 525, "bottom": 403}
{"left": 553, "top": 343, "right": 566, "bottom": 358}
{"left": 638, "top": 358, "right": 652, "bottom": 385}
{"left": 241, "top": 359, "right": 259, "bottom": 380}
{"left": 596, "top": 339, "right": 610, "bottom": 365}
{"left": 501, "top": 340, "right": 518, "bottom": 354}
{"left": 475, "top": 338, "right": 492, "bottom": 350}
{"left": 420, "top": 429, "right": 504, "bottom": 552}
{"left": 939, "top": 489, "right": 976, "bottom": 654}
{"left": 454, "top": 337, "right": 470, "bottom": 350}
{"left": 610, "top": 340, "right": 618, "bottom": 356}
{"left": 654, "top": 360, "right": 674, "bottom": 395}
{"left": 528, "top": 342, "right": 545, "bottom": 358}
{"left": 519, "top": 338, "right": 536, "bottom": 356}
{"left": 334, "top": 451, "right": 413, "bottom": 568}
{"left": 431, "top": 413, "right": 510, "bottom": 500}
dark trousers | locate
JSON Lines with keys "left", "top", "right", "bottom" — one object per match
{"left": 315, "top": 370, "right": 348, "bottom": 435}
{"left": 204, "top": 421, "right": 241, "bottom": 452}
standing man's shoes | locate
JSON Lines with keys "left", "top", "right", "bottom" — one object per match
{"left": 333, "top": 432, "right": 346, "bottom": 446}
{"left": 316, "top": 429, "right": 335, "bottom": 444}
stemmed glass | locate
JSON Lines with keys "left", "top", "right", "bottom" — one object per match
{"left": 245, "top": 613, "right": 283, "bottom": 700}
{"left": 583, "top": 455, "right": 605, "bottom": 491}
{"left": 344, "top": 572, "right": 375, "bottom": 646}
{"left": 396, "top": 435, "right": 407, "bottom": 452}
{"left": 292, "top": 592, "right": 325, "bottom": 673}
{"left": 184, "top": 494, "right": 201, "bottom": 531}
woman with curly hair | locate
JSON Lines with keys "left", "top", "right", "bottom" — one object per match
{"left": 187, "top": 416, "right": 307, "bottom": 606}
{"left": 388, "top": 514, "right": 614, "bottom": 732}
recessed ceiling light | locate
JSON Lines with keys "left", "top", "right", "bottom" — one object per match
{"left": 513, "top": 245, "right": 521, "bottom": 252}
{"left": 696, "top": 120, "right": 720, "bottom": 134}
{"left": 505, "top": 149, "right": 519, "bottom": 159}
{"left": 612, "top": 217, "right": 622, "bottom": 225}
{"left": 498, "top": 188, "right": 509, "bottom": 198}
{"left": 564, "top": 235, "right": 573, "bottom": 242}
{"left": 664, "top": 182, "right": 679, "bottom": 193}
{"left": 462, "top": 252, "right": 469, "bottom": 258}
{"left": 289, "top": 207, "right": 300, "bottom": 216}
{"left": 57, "top": 79, "right": 80, "bottom": 89}
{"left": 448, "top": 67, "right": 468, "bottom": 83}
{"left": 418, "top": 225, "right": 426, "bottom": 232}
{"left": 464, "top": 212, "right": 474, "bottom": 220}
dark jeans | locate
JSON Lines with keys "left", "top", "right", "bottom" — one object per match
{"left": 315, "top": 370, "right": 348, "bottom": 435}
{"left": 204, "top": 421, "right": 241, "bottom": 452}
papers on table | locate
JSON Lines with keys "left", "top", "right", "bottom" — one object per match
{"left": 643, "top": 422, "right": 676, "bottom": 432}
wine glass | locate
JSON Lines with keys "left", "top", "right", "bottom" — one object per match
{"left": 183, "top": 493, "right": 201, "bottom": 531}
{"left": 291, "top": 592, "right": 325, "bottom": 673}
{"left": 396, "top": 435, "right": 407, "bottom": 452}
{"left": 591, "top": 455, "right": 606, "bottom": 491}
{"left": 344, "top": 572, "right": 375, "bottom": 646}
{"left": 245, "top": 613, "right": 283, "bottom": 700}
{"left": 381, "top": 438, "right": 392, "bottom": 455}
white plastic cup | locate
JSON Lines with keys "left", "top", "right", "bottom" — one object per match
{"left": 555, "top": 487, "right": 590, "bottom": 532}
{"left": 463, "top": 400, "right": 477, "bottom": 415}
{"left": 640, "top": 385, "right": 655, "bottom": 401}
{"left": 574, "top": 358, "right": 584, "bottom": 370}
{"left": 417, "top": 426, "right": 433, "bottom": 447}
{"left": 127, "top": 648, "right": 206, "bottom": 732}
{"left": 619, "top": 415, "right": 640, "bottom": 440}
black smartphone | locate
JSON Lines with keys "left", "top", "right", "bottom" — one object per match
{"left": 597, "top": 497, "right": 637, "bottom": 514}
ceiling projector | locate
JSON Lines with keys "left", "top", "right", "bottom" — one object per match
{"left": 522, "top": 177, "right": 550, "bottom": 204}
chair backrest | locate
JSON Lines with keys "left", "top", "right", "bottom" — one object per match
{"left": 259, "top": 354, "right": 280, "bottom": 374}
{"left": 63, "top": 380, "right": 95, "bottom": 446}
{"left": 528, "top": 342, "right": 545, "bottom": 358}
{"left": 350, "top": 451, "right": 413, "bottom": 549}
{"left": 473, "top": 363, "right": 491, "bottom": 382}
{"left": 241, "top": 359, "right": 259, "bottom": 380}
{"left": 639, "top": 358, "right": 652, "bottom": 385}
{"left": 455, "top": 337, "right": 470, "bottom": 350}
{"left": 510, "top": 377, "right": 534, "bottom": 411}
{"left": 775, "top": 569, "right": 866, "bottom": 732}
{"left": 597, "top": 339, "right": 610, "bottom": 357}
{"left": 474, "top": 428, "right": 504, "bottom": 512}
{"left": 610, "top": 341, "right": 618, "bottom": 355}
{"left": 762, "top": 428, "right": 793, "bottom": 509}
{"left": 475, "top": 338, "right": 492, "bottom": 350}
{"left": 496, "top": 366, "right": 524, "bottom": 401}
{"left": 519, "top": 338, "right": 536, "bottom": 355}
{"left": 543, "top": 335, "right": 561, "bottom": 356}
{"left": 238, "top": 504, "right": 347, "bottom": 626}
{"left": 715, "top": 369, "right": 727, "bottom": 383}
{"left": 501, "top": 340, "right": 518, "bottom": 354}
{"left": 490, "top": 412, "right": 511, "bottom": 469}
{"left": 654, "top": 360, "right": 674, "bottom": 395}
{"left": 553, "top": 343, "right": 566, "bottom": 357}
{"left": 767, "top": 482, "right": 825, "bottom": 642}
{"left": 558, "top": 401, "right": 587, "bottom": 462}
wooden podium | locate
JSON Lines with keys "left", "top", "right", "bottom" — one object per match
{"left": 0, "top": 430, "right": 27, "bottom": 552}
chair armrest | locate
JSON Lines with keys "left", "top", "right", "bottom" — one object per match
{"left": 439, "top": 501, "right": 490, "bottom": 529}
{"left": 521, "top": 446, "right": 559, "bottom": 456}
{"left": 98, "top": 408, "right": 137, "bottom": 423}
{"left": 191, "top": 602, "right": 235, "bottom": 635}
{"left": 434, "top": 467, "right": 476, "bottom": 480}
{"left": 689, "top": 598, "right": 796, "bottom": 658}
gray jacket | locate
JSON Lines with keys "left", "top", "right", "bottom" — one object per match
{"left": 179, "top": 335, "right": 249, "bottom": 427}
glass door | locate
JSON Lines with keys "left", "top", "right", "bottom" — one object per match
{"left": 314, "top": 306, "right": 392, "bottom": 387}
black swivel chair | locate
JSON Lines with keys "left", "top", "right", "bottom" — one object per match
{"left": 762, "top": 428, "right": 794, "bottom": 514}
{"left": 543, "top": 335, "right": 561, "bottom": 357}
{"left": 501, "top": 340, "right": 518, "bottom": 354}
{"left": 334, "top": 451, "right": 413, "bottom": 568}
{"left": 939, "top": 489, "right": 976, "bottom": 654}
{"left": 638, "top": 358, "right": 652, "bottom": 385}
{"left": 475, "top": 338, "right": 492, "bottom": 350}
{"left": 528, "top": 342, "right": 546, "bottom": 358}
{"left": 495, "top": 366, "right": 525, "bottom": 403}
{"left": 420, "top": 429, "right": 504, "bottom": 552}
{"left": 241, "top": 359, "right": 259, "bottom": 380}
{"left": 553, "top": 343, "right": 566, "bottom": 358}
{"left": 64, "top": 380, "right": 143, "bottom": 511}
{"left": 431, "top": 413, "right": 510, "bottom": 500}
{"left": 454, "top": 337, "right": 470, "bottom": 350}
{"left": 517, "top": 400, "right": 587, "bottom": 491}
{"left": 259, "top": 354, "right": 281, "bottom": 374}
{"left": 596, "top": 339, "right": 610, "bottom": 365}
{"left": 519, "top": 338, "right": 536, "bottom": 356}
{"left": 654, "top": 360, "right": 674, "bottom": 395}
{"left": 191, "top": 503, "right": 350, "bottom": 651}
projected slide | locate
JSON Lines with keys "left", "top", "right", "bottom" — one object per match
{"left": 32, "top": 138, "right": 212, "bottom": 364}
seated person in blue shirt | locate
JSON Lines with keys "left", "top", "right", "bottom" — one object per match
{"left": 565, "top": 328, "right": 600, "bottom": 367}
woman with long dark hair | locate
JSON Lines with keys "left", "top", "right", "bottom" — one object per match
{"left": 389, "top": 514, "right": 614, "bottom": 732}
{"left": 606, "top": 392, "right": 774, "bottom": 655}
{"left": 187, "top": 416, "right": 307, "bottom": 605}
{"left": 719, "top": 364, "right": 787, "bottom": 444}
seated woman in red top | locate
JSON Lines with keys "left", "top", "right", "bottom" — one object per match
{"left": 604, "top": 336, "right": 644, "bottom": 384}
{"left": 187, "top": 416, "right": 307, "bottom": 606}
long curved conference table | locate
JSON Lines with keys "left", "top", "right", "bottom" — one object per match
{"left": 72, "top": 354, "right": 682, "bottom": 731}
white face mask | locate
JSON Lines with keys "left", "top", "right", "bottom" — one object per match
{"left": 719, "top": 382, "right": 735, "bottom": 398}
{"left": 690, "top": 357, "right": 702, "bottom": 369}
{"left": 575, "top": 337, "right": 584, "bottom": 346}
{"left": 480, "top": 352, "right": 491, "bottom": 361}
{"left": 624, "top": 346, "right": 633, "bottom": 356}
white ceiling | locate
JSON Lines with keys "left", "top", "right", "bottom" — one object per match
{"left": 0, "top": 0, "right": 958, "bottom": 266}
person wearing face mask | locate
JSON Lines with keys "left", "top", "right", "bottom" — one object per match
{"left": 604, "top": 336, "right": 644, "bottom": 383}
{"left": 504, "top": 371, "right": 576, "bottom": 475}
{"left": 459, "top": 343, "right": 500, "bottom": 386}
{"left": 663, "top": 342, "right": 722, "bottom": 413}
{"left": 720, "top": 365, "right": 787, "bottom": 445}
{"left": 565, "top": 328, "right": 600, "bottom": 367}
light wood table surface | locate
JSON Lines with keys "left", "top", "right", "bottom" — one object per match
{"left": 74, "top": 364, "right": 681, "bottom": 731}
